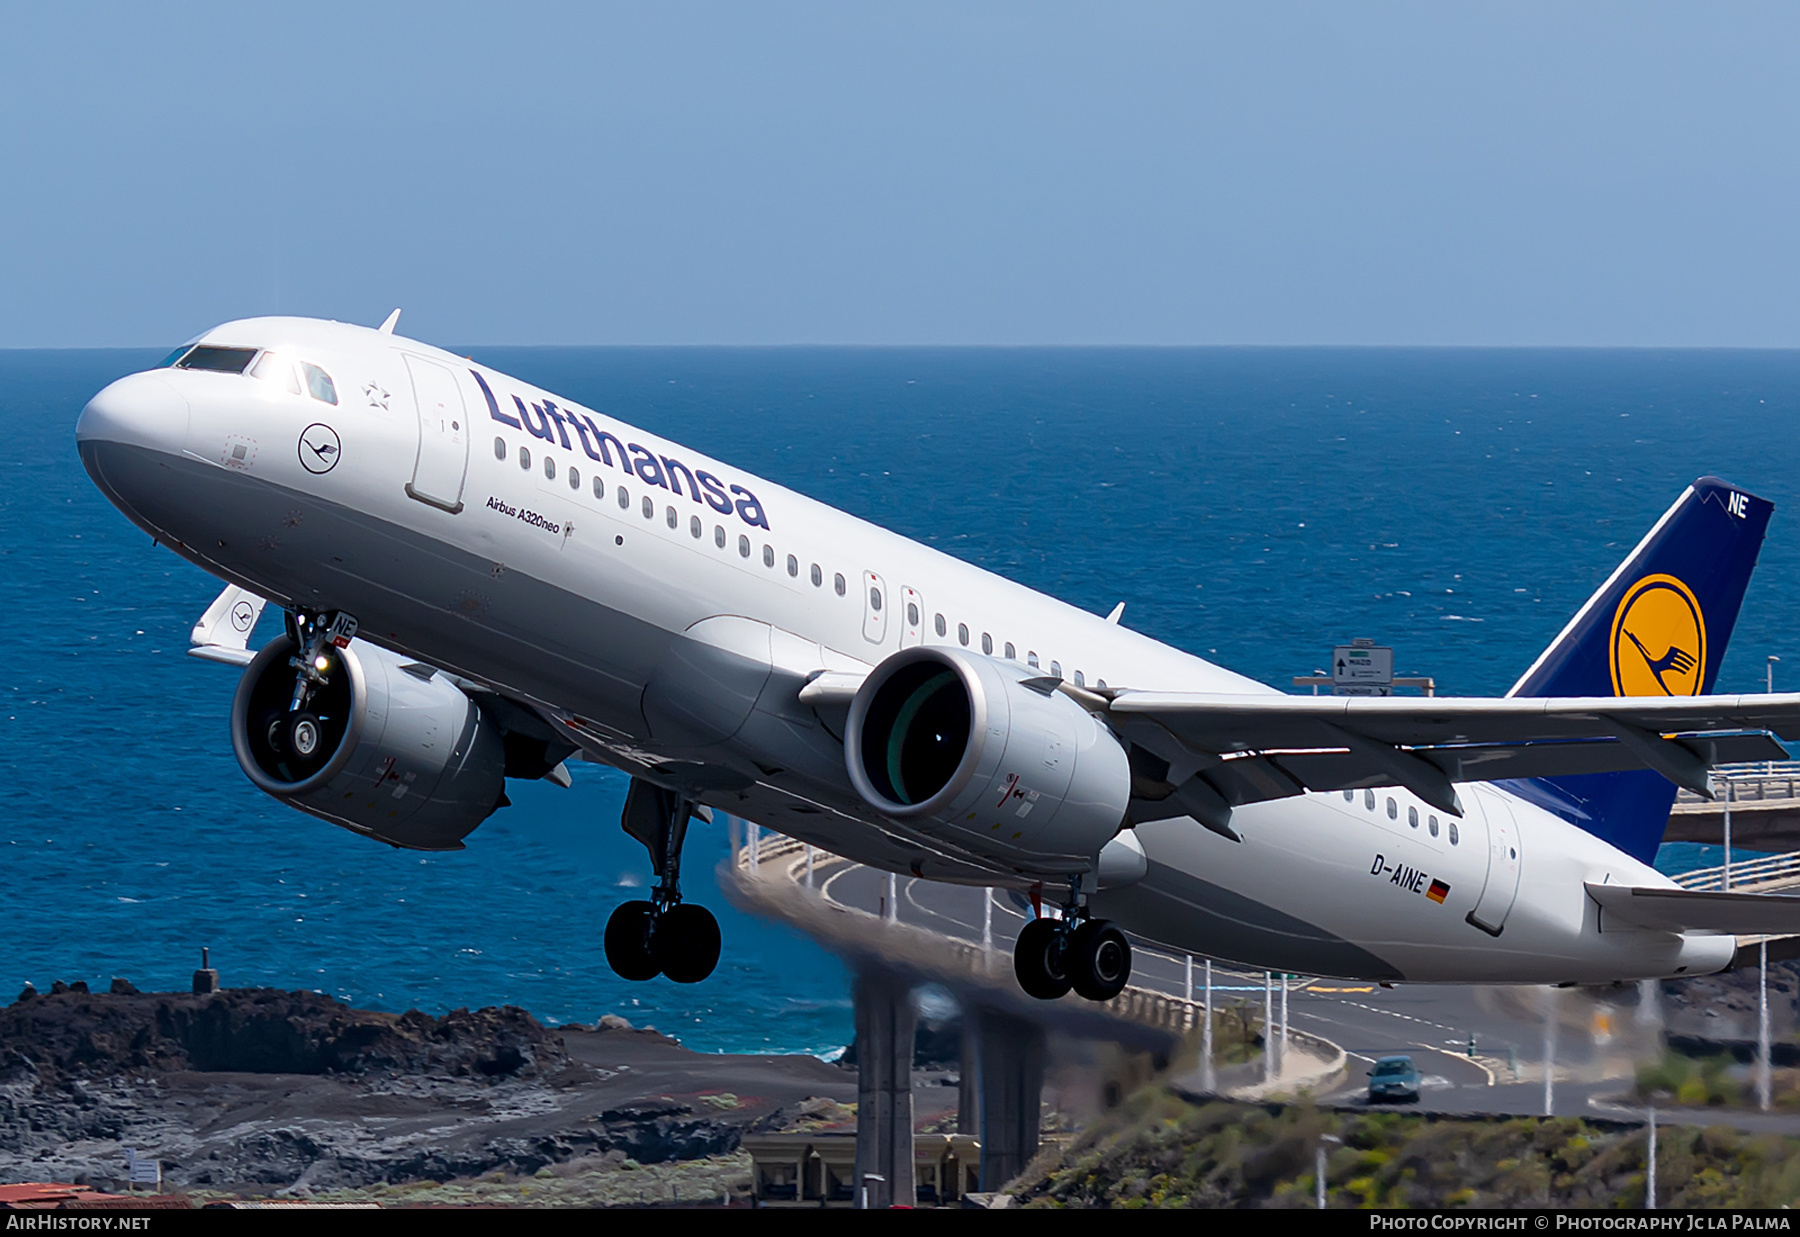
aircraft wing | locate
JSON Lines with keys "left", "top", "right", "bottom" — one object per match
{"left": 1585, "top": 882, "right": 1800, "bottom": 936}
{"left": 1103, "top": 689, "right": 1800, "bottom": 823}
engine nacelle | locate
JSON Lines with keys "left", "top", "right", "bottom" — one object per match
{"left": 844, "top": 647, "right": 1131, "bottom": 874}
{"left": 230, "top": 635, "right": 507, "bottom": 851}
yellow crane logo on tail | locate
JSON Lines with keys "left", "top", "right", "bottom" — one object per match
{"left": 1609, "top": 574, "right": 1706, "bottom": 696}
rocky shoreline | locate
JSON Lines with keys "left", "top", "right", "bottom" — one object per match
{"left": 0, "top": 983, "right": 878, "bottom": 1196}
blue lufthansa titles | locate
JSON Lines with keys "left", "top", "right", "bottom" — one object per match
{"left": 471, "top": 370, "right": 770, "bottom": 531}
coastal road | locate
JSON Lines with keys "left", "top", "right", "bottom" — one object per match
{"left": 810, "top": 855, "right": 1654, "bottom": 1117}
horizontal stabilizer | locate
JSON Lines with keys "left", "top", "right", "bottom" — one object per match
{"left": 1585, "top": 882, "right": 1800, "bottom": 935}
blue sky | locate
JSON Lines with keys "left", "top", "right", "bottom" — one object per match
{"left": 3, "top": 3, "right": 1798, "bottom": 347}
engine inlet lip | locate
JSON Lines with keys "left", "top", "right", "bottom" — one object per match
{"left": 844, "top": 646, "right": 989, "bottom": 819}
{"left": 230, "top": 633, "right": 370, "bottom": 797}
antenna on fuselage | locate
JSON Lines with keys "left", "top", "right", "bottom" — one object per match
{"left": 378, "top": 308, "right": 401, "bottom": 334}
{"left": 1105, "top": 602, "right": 1125, "bottom": 625}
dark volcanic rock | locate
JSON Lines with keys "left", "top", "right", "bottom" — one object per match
{"left": 0, "top": 987, "right": 568, "bottom": 1083}
{"left": 1663, "top": 959, "right": 1800, "bottom": 1045}
{"left": 0, "top": 989, "right": 864, "bottom": 1192}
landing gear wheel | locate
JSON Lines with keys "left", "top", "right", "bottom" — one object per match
{"left": 657, "top": 903, "right": 722, "bottom": 984}
{"left": 604, "top": 900, "right": 661, "bottom": 981}
{"left": 257, "top": 709, "right": 290, "bottom": 759}
{"left": 288, "top": 712, "right": 323, "bottom": 761}
{"left": 1014, "top": 916, "right": 1073, "bottom": 1000}
{"left": 1068, "top": 919, "right": 1131, "bottom": 1001}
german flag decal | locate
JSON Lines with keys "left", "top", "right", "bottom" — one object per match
{"left": 1426, "top": 879, "right": 1450, "bottom": 905}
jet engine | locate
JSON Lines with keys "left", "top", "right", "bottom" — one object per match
{"left": 230, "top": 635, "right": 507, "bottom": 851}
{"left": 844, "top": 647, "right": 1131, "bottom": 873}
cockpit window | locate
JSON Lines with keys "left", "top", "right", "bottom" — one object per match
{"left": 176, "top": 345, "right": 259, "bottom": 374}
{"left": 251, "top": 351, "right": 301, "bottom": 395}
{"left": 300, "top": 361, "right": 338, "bottom": 405}
{"left": 157, "top": 345, "right": 195, "bottom": 368}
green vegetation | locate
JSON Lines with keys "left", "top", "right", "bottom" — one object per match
{"left": 1635, "top": 1050, "right": 1800, "bottom": 1111}
{"left": 1014, "top": 1089, "right": 1800, "bottom": 1207}
{"left": 1209, "top": 1003, "right": 1266, "bottom": 1067}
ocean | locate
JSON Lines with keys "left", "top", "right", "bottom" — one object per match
{"left": 5, "top": 345, "right": 1799, "bottom": 1055}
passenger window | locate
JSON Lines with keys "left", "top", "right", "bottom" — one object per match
{"left": 1051, "top": 660, "right": 1062, "bottom": 677}
{"left": 493, "top": 437, "right": 506, "bottom": 460}
{"left": 811, "top": 564, "right": 823, "bottom": 587}
{"left": 981, "top": 633, "right": 992, "bottom": 654}
{"left": 1097, "top": 679, "right": 1107, "bottom": 689}
{"left": 834, "top": 572, "right": 846, "bottom": 596}
{"left": 1343, "top": 790, "right": 1354, "bottom": 802}
{"left": 1429, "top": 815, "right": 1440, "bottom": 838}
{"left": 544, "top": 456, "right": 556, "bottom": 480}
{"left": 1364, "top": 790, "right": 1375, "bottom": 810}
{"left": 871, "top": 587, "right": 883, "bottom": 611}
{"left": 935, "top": 614, "right": 947, "bottom": 638}
{"left": 787, "top": 554, "right": 799, "bottom": 578}
{"left": 1387, "top": 797, "right": 1397, "bottom": 820}
{"left": 1005, "top": 643, "right": 1016, "bottom": 660}
{"left": 738, "top": 534, "right": 751, "bottom": 558}
{"left": 1073, "top": 669, "right": 1084, "bottom": 687}
{"left": 520, "top": 446, "right": 532, "bottom": 470}
{"left": 1449, "top": 822, "right": 1460, "bottom": 845}
{"left": 907, "top": 602, "right": 919, "bottom": 626}
{"left": 593, "top": 476, "right": 605, "bottom": 499}
{"left": 958, "top": 623, "right": 969, "bottom": 647}
{"left": 252, "top": 352, "right": 300, "bottom": 393}
{"left": 715, "top": 526, "right": 727, "bottom": 548}
{"left": 667, "top": 506, "right": 677, "bottom": 529}
{"left": 569, "top": 466, "right": 580, "bottom": 490}
{"left": 300, "top": 362, "right": 337, "bottom": 405}
{"left": 617, "top": 486, "right": 629, "bottom": 510}
{"left": 691, "top": 515, "right": 703, "bottom": 538}
{"left": 1408, "top": 806, "right": 1418, "bottom": 828}
{"left": 642, "top": 496, "right": 654, "bottom": 519}
{"left": 763, "top": 544, "right": 775, "bottom": 567}
{"left": 1027, "top": 652, "right": 1040, "bottom": 669}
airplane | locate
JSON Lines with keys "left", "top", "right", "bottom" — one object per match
{"left": 74, "top": 313, "right": 1800, "bottom": 1003}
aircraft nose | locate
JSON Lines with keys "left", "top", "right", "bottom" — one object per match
{"left": 76, "top": 371, "right": 190, "bottom": 453}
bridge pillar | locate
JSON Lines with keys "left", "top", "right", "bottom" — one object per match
{"left": 971, "top": 1006, "right": 1046, "bottom": 1191}
{"left": 958, "top": 1018, "right": 978, "bottom": 1133}
{"left": 853, "top": 969, "right": 916, "bottom": 1208}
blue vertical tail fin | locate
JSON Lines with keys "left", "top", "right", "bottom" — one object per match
{"left": 1502, "top": 477, "right": 1773, "bottom": 864}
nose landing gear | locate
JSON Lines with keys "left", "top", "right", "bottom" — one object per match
{"left": 1012, "top": 876, "right": 1132, "bottom": 1003}
{"left": 603, "top": 779, "right": 723, "bottom": 985}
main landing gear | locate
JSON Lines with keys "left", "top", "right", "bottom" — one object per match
{"left": 1013, "top": 876, "right": 1132, "bottom": 1003}
{"left": 604, "top": 779, "right": 722, "bottom": 985}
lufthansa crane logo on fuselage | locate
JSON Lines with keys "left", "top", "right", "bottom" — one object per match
{"left": 1609, "top": 574, "right": 1706, "bottom": 696}
{"left": 298, "top": 423, "right": 341, "bottom": 475}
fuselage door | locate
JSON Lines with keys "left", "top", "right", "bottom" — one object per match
{"left": 900, "top": 586, "right": 924, "bottom": 648}
{"left": 1466, "top": 789, "right": 1523, "bottom": 936}
{"left": 862, "top": 571, "right": 888, "bottom": 645}
{"left": 402, "top": 354, "right": 469, "bottom": 513}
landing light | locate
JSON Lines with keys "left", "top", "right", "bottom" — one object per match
{"left": 313, "top": 655, "right": 330, "bottom": 672}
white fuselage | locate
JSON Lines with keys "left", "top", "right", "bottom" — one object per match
{"left": 76, "top": 317, "right": 1734, "bottom": 984}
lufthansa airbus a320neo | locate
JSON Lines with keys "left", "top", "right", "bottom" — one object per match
{"left": 76, "top": 314, "right": 1800, "bottom": 1001}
